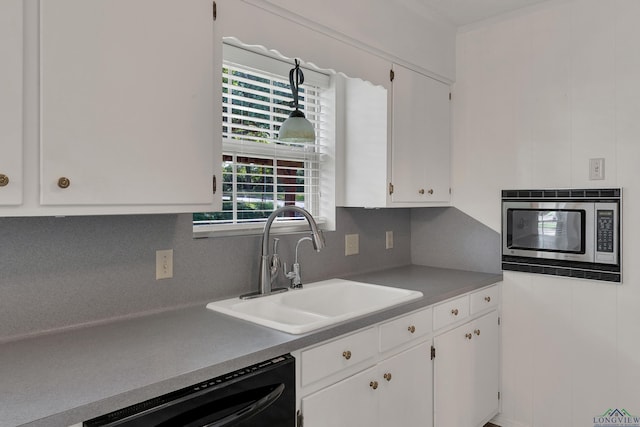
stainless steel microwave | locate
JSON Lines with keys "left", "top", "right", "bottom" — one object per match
{"left": 501, "top": 188, "right": 622, "bottom": 282}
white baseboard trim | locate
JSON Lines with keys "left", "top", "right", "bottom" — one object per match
{"left": 491, "top": 414, "right": 530, "bottom": 427}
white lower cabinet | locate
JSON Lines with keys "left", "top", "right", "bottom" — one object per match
{"left": 301, "top": 365, "right": 378, "bottom": 427}
{"left": 296, "top": 308, "right": 433, "bottom": 427}
{"left": 433, "top": 310, "right": 500, "bottom": 427}
{"left": 301, "top": 342, "right": 433, "bottom": 427}
{"left": 294, "top": 284, "right": 500, "bottom": 427}
{"left": 377, "top": 342, "right": 433, "bottom": 427}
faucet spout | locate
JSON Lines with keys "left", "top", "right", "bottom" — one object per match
{"left": 240, "top": 206, "right": 325, "bottom": 300}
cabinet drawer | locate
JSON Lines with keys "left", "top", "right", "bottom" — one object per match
{"left": 470, "top": 285, "right": 499, "bottom": 314}
{"left": 379, "top": 307, "right": 432, "bottom": 353}
{"left": 300, "top": 327, "right": 377, "bottom": 387}
{"left": 433, "top": 295, "right": 469, "bottom": 330}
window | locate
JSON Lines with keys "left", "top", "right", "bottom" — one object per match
{"left": 194, "top": 44, "right": 334, "bottom": 236}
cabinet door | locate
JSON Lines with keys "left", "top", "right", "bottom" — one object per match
{"left": 433, "top": 322, "right": 473, "bottom": 427}
{"left": 0, "top": 0, "right": 23, "bottom": 205}
{"left": 378, "top": 342, "right": 433, "bottom": 427}
{"left": 471, "top": 311, "right": 500, "bottom": 425}
{"left": 301, "top": 366, "right": 378, "bottom": 427}
{"left": 434, "top": 311, "right": 500, "bottom": 427}
{"left": 40, "top": 0, "right": 217, "bottom": 208}
{"left": 391, "top": 64, "right": 450, "bottom": 203}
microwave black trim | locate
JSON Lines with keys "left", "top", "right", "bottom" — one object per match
{"left": 502, "top": 188, "right": 621, "bottom": 200}
{"left": 501, "top": 188, "right": 622, "bottom": 283}
{"left": 502, "top": 261, "right": 621, "bottom": 283}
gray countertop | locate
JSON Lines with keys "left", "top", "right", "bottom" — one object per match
{"left": 0, "top": 265, "right": 501, "bottom": 427}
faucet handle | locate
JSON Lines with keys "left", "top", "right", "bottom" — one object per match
{"left": 269, "top": 238, "right": 282, "bottom": 281}
{"left": 270, "top": 253, "right": 281, "bottom": 275}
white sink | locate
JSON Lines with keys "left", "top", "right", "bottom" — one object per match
{"left": 206, "top": 279, "right": 423, "bottom": 334}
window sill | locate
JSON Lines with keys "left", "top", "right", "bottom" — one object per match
{"left": 193, "top": 218, "right": 328, "bottom": 239}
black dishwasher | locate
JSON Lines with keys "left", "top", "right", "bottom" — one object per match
{"left": 84, "top": 354, "right": 295, "bottom": 427}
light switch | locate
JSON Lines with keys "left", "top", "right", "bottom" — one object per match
{"left": 589, "top": 158, "right": 605, "bottom": 180}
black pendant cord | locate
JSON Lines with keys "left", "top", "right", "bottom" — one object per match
{"left": 288, "top": 59, "right": 304, "bottom": 110}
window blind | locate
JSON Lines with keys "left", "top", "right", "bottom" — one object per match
{"left": 194, "top": 44, "right": 330, "bottom": 227}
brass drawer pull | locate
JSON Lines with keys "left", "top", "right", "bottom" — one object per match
{"left": 474, "top": 329, "right": 481, "bottom": 336}
{"left": 383, "top": 372, "right": 392, "bottom": 382}
{"left": 342, "top": 350, "right": 352, "bottom": 360}
{"left": 419, "top": 189, "right": 425, "bottom": 195}
{"left": 0, "top": 174, "right": 9, "bottom": 187}
{"left": 451, "top": 308, "right": 459, "bottom": 316}
{"left": 407, "top": 325, "right": 416, "bottom": 334}
{"left": 484, "top": 296, "right": 491, "bottom": 302}
{"left": 58, "top": 177, "right": 71, "bottom": 189}
{"left": 465, "top": 333, "right": 473, "bottom": 340}
{"left": 428, "top": 189, "right": 434, "bottom": 195}
{"left": 370, "top": 381, "right": 379, "bottom": 390}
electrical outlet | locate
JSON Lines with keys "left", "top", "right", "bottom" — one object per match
{"left": 345, "top": 234, "right": 359, "bottom": 256}
{"left": 156, "top": 249, "right": 173, "bottom": 280}
{"left": 386, "top": 231, "right": 394, "bottom": 249}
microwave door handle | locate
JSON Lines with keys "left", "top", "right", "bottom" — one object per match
{"left": 204, "top": 383, "right": 285, "bottom": 427}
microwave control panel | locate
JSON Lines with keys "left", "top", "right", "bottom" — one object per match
{"left": 596, "top": 210, "right": 615, "bottom": 253}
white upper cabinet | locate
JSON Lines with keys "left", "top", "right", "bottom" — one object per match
{"left": 340, "top": 77, "right": 390, "bottom": 208}
{"left": 339, "top": 64, "right": 450, "bottom": 208}
{"left": 38, "top": 0, "right": 219, "bottom": 211}
{"left": 391, "top": 63, "right": 451, "bottom": 204}
{"left": 0, "top": 0, "right": 23, "bottom": 206}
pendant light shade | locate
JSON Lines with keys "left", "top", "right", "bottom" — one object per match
{"left": 279, "top": 59, "right": 315, "bottom": 143}
{"left": 279, "top": 110, "right": 315, "bottom": 142}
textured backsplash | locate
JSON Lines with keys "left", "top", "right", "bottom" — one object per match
{"left": 0, "top": 208, "right": 412, "bottom": 341}
{"left": 0, "top": 206, "right": 499, "bottom": 341}
{"left": 411, "top": 207, "right": 501, "bottom": 274}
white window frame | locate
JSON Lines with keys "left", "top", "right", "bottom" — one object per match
{"left": 194, "top": 42, "right": 336, "bottom": 238}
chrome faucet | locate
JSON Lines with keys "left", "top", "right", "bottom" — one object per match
{"left": 240, "top": 206, "right": 325, "bottom": 299}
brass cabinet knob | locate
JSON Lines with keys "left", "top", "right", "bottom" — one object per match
{"left": 384, "top": 372, "right": 392, "bottom": 382}
{"left": 370, "top": 381, "right": 379, "bottom": 390}
{"left": 484, "top": 296, "right": 491, "bottom": 302}
{"left": 465, "top": 333, "right": 473, "bottom": 340}
{"left": 57, "top": 177, "right": 71, "bottom": 189}
{"left": 342, "top": 350, "right": 352, "bottom": 360}
{"left": 428, "top": 189, "right": 434, "bottom": 195}
{"left": 451, "top": 308, "right": 459, "bottom": 316}
{"left": 474, "top": 329, "right": 481, "bottom": 336}
{"left": 407, "top": 325, "right": 416, "bottom": 334}
{"left": 419, "top": 189, "right": 425, "bottom": 195}
{"left": 0, "top": 174, "right": 9, "bottom": 187}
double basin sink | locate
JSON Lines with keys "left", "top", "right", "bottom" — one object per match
{"left": 207, "top": 278, "right": 423, "bottom": 334}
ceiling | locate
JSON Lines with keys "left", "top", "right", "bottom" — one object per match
{"left": 417, "top": 0, "right": 551, "bottom": 26}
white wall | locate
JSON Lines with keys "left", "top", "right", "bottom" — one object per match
{"left": 452, "top": 1, "right": 640, "bottom": 425}
{"left": 244, "top": 0, "right": 456, "bottom": 82}
{"left": 216, "top": 0, "right": 455, "bottom": 89}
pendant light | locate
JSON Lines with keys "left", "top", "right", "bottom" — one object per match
{"left": 279, "top": 59, "right": 315, "bottom": 143}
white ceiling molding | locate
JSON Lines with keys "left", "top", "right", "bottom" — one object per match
{"left": 415, "top": 0, "right": 553, "bottom": 27}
